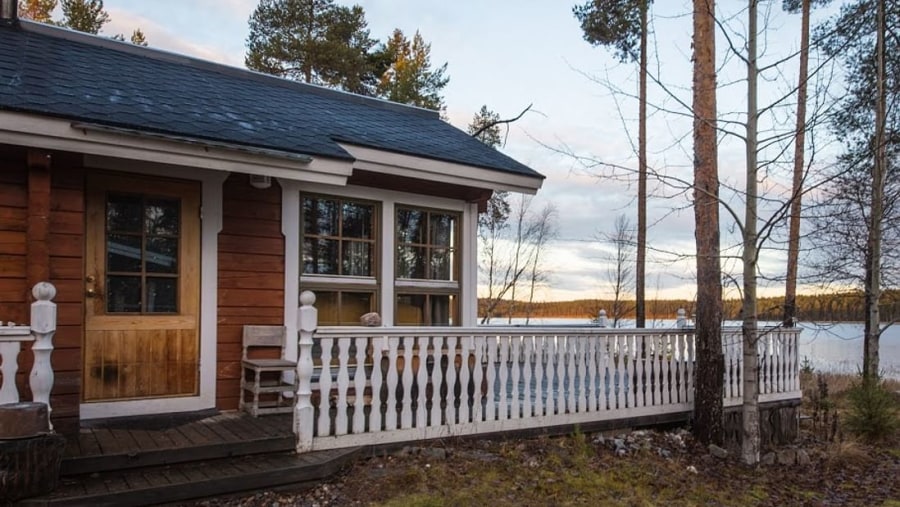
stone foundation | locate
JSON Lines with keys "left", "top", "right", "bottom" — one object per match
{"left": 723, "top": 400, "right": 800, "bottom": 451}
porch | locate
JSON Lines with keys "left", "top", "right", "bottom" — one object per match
{"left": 1, "top": 285, "right": 803, "bottom": 504}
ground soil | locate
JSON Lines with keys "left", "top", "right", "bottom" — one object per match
{"left": 188, "top": 374, "right": 900, "bottom": 507}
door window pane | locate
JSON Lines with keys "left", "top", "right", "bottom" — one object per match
{"left": 107, "top": 234, "right": 142, "bottom": 272}
{"left": 106, "top": 194, "right": 142, "bottom": 232}
{"left": 107, "top": 276, "right": 142, "bottom": 313}
{"left": 146, "top": 277, "right": 177, "bottom": 313}
{"left": 145, "top": 237, "right": 178, "bottom": 273}
{"left": 144, "top": 198, "right": 180, "bottom": 235}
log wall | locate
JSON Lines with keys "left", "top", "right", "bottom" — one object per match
{"left": 216, "top": 175, "right": 285, "bottom": 410}
{"left": 0, "top": 147, "right": 84, "bottom": 434}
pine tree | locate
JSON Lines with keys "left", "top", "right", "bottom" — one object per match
{"left": 60, "top": 0, "right": 109, "bottom": 34}
{"left": 574, "top": 0, "right": 651, "bottom": 328}
{"left": 376, "top": 29, "right": 449, "bottom": 110}
{"left": 130, "top": 28, "right": 147, "bottom": 46}
{"left": 245, "top": 0, "right": 378, "bottom": 95}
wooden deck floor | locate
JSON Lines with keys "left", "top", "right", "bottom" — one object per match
{"left": 61, "top": 411, "right": 295, "bottom": 475}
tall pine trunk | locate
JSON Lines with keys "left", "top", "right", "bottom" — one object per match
{"left": 864, "top": 0, "right": 886, "bottom": 381}
{"left": 741, "top": 0, "right": 761, "bottom": 466}
{"left": 784, "top": 0, "right": 811, "bottom": 328}
{"left": 636, "top": 0, "right": 648, "bottom": 328}
{"left": 691, "top": 0, "right": 724, "bottom": 446}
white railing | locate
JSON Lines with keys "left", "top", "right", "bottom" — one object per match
{"left": 293, "top": 293, "right": 802, "bottom": 452}
{"left": 722, "top": 326, "right": 802, "bottom": 406}
{"left": 0, "top": 282, "right": 57, "bottom": 429}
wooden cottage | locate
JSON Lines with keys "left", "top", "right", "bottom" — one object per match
{"left": 0, "top": 15, "right": 544, "bottom": 432}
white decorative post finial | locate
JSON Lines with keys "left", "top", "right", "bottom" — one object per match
{"left": 676, "top": 308, "right": 687, "bottom": 329}
{"left": 29, "top": 281, "right": 57, "bottom": 430}
{"left": 597, "top": 309, "right": 608, "bottom": 328}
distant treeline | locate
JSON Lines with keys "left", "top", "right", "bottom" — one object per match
{"left": 478, "top": 290, "right": 900, "bottom": 323}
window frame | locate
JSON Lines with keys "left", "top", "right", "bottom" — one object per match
{"left": 300, "top": 193, "right": 381, "bottom": 325}
{"left": 394, "top": 204, "right": 461, "bottom": 326}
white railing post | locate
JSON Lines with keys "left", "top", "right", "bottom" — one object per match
{"left": 295, "top": 290, "right": 317, "bottom": 453}
{"left": 0, "top": 324, "right": 33, "bottom": 404}
{"left": 28, "top": 282, "right": 56, "bottom": 430}
{"left": 597, "top": 309, "right": 608, "bottom": 328}
{"left": 676, "top": 308, "right": 687, "bottom": 329}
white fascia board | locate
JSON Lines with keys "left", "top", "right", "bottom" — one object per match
{"left": 0, "top": 111, "right": 353, "bottom": 185}
{"left": 338, "top": 143, "right": 543, "bottom": 194}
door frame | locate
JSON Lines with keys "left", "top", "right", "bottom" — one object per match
{"left": 80, "top": 159, "right": 227, "bottom": 420}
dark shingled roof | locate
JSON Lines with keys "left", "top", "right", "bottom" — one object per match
{"left": 0, "top": 21, "right": 543, "bottom": 180}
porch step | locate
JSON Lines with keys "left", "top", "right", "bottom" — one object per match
{"left": 21, "top": 446, "right": 363, "bottom": 506}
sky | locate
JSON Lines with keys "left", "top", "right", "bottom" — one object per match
{"left": 84, "top": 0, "right": 848, "bottom": 302}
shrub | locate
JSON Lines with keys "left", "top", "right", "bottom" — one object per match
{"left": 843, "top": 376, "right": 899, "bottom": 443}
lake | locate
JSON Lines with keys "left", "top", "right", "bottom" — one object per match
{"left": 482, "top": 318, "right": 900, "bottom": 381}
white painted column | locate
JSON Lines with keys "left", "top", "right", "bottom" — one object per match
{"left": 199, "top": 172, "right": 227, "bottom": 410}
{"left": 280, "top": 179, "right": 301, "bottom": 366}
{"left": 381, "top": 200, "right": 395, "bottom": 326}
{"left": 461, "top": 202, "right": 479, "bottom": 326}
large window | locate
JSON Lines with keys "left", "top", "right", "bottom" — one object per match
{"left": 301, "top": 195, "right": 378, "bottom": 325}
{"left": 395, "top": 206, "right": 460, "bottom": 326}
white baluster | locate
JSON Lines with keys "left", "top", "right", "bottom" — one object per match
{"left": 352, "top": 337, "right": 367, "bottom": 434}
{"left": 459, "top": 336, "right": 472, "bottom": 424}
{"left": 335, "top": 338, "right": 350, "bottom": 435}
{"left": 317, "top": 337, "right": 333, "bottom": 435}
{"left": 400, "top": 336, "right": 414, "bottom": 429}
{"left": 615, "top": 335, "right": 625, "bottom": 409}
{"left": 569, "top": 337, "right": 579, "bottom": 412}
{"left": 510, "top": 336, "right": 521, "bottom": 419}
{"left": 295, "top": 291, "right": 317, "bottom": 452}
{"left": 498, "top": 336, "right": 509, "bottom": 420}
{"left": 662, "top": 335, "right": 671, "bottom": 405}
{"left": 430, "top": 337, "right": 444, "bottom": 426}
{"left": 485, "top": 336, "right": 497, "bottom": 421}
{"left": 687, "top": 332, "right": 695, "bottom": 404}
{"left": 446, "top": 336, "right": 458, "bottom": 424}
{"left": 416, "top": 336, "right": 429, "bottom": 428}
{"left": 587, "top": 338, "right": 598, "bottom": 412}
{"left": 575, "top": 339, "right": 586, "bottom": 412}
{"left": 385, "top": 338, "right": 399, "bottom": 430}
{"left": 522, "top": 336, "right": 533, "bottom": 418}
{"left": 554, "top": 335, "right": 566, "bottom": 414}
{"left": 472, "top": 336, "right": 485, "bottom": 422}
{"left": 370, "top": 338, "right": 383, "bottom": 433}
{"left": 602, "top": 336, "right": 612, "bottom": 410}
{"left": 532, "top": 335, "right": 544, "bottom": 417}
{"left": 635, "top": 335, "right": 645, "bottom": 408}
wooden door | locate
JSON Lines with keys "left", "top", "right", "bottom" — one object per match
{"left": 83, "top": 172, "right": 201, "bottom": 402}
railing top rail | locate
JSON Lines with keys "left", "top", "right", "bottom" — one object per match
{"left": 0, "top": 324, "right": 33, "bottom": 340}
{"left": 313, "top": 325, "right": 695, "bottom": 338}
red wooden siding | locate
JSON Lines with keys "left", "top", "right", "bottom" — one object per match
{"left": 0, "top": 147, "right": 84, "bottom": 433}
{"left": 216, "top": 175, "right": 285, "bottom": 410}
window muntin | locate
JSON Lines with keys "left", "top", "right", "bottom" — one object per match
{"left": 105, "top": 193, "right": 180, "bottom": 314}
{"left": 396, "top": 208, "right": 458, "bottom": 281}
{"left": 302, "top": 196, "right": 376, "bottom": 277}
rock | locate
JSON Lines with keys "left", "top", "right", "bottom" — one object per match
{"left": 421, "top": 447, "right": 447, "bottom": 460}
{"left": 0, "top": 402, "right": 50, "bottom": 439}
{"left": 592, "top": 435, "right": 605, "bottom": 445}
{"left": 686, "top": 465, "right": 698, "bottom": 474}
{"left": 709, "top": 444, "right": 728, "bottom": 459}
{"left": 761, "top": 452, "right": 776, "bottom": 466}
{"left": 360, "top": 312, "right": 381, "bottom": 326}
{"left": 777, "top": 449, "right": 796, "bottom": 465}
{"left": 797, "top": 449, "right": 811, "bottom": 466}
{"left": 658, "top": 448, "right": 672, "bottom": 459}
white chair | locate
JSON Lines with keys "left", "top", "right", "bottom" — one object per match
{"left": 239, "top": 325, "right": 297, "bottom": 416}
